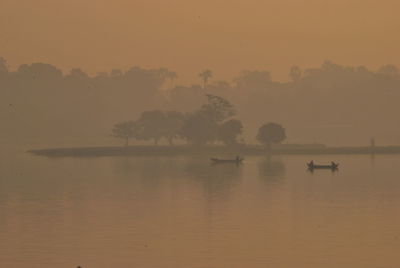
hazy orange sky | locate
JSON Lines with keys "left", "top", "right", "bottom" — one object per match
{"left": 1, "top": 0, "right": 399, "bottom": 83}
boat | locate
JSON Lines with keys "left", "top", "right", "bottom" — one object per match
{"left": 307, "top": 161, "right": 339, "bottom": 170}
{"left": 210, "top": 157, "right": 244, "bottom": 164}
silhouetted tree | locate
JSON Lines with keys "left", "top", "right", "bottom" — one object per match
{"left": 112, "top": 121, "right": 138, "bottom": 146}
{"left": 167, "top": 85, "right": 203, "bottom": 111}
{"left": 200, "top": 94, "right": 236, "bottom": 122}
{"left": 163, "top": 111, "right": 185, "bottom": 145}
{"left": 198, "top": 69, "right": 213, "bottom": 89}
{"left": 257, "top": 123, "right": 286, "bottom": 149}
{"left": 4, "top": 57, "right": 400, "bottom": 147}
{"left": 289, "top": 66, "right": 302, "bottom": 82}
{"left": 166, "top": 71, "right": 178, "bottom": 88}
{"left": 137, "top": 110, "right": 166, "bottom": 145}
{"left": 124, "top": 66, "right": 169, "bottom": 95}
{"left": 17, "top": 63, "right": 63, "bottom": 81}
{"left": 234, "top": 70, "right": 272, "bottom": 90}
{"left": 378, "top": 64, "right": 399, "bottom": 77}
{"left": 67, "top": 68, "right": 89, "bottom": 79}
{"left": 180, "top": 112, "right": 218, "bottom": 145}
{"left": 217, "top": 119, "right": 243, "bottom": 145}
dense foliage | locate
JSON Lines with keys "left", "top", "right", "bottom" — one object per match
{"left": 256, "top": 123, "right": 286, "bottom": 148}
{"left": 1, "top": 58, "right": 400, "bottom": 145}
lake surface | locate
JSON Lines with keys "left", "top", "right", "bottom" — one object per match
{"left": 1, "top": 148, "right": 400, "bottom": 268}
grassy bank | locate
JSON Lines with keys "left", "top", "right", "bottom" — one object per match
{"left": 28, "top": 144, "right": 400, "bottom": 158}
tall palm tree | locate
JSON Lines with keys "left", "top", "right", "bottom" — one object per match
{"left": 198, "top": 69, "right": 213, "bottom": 89}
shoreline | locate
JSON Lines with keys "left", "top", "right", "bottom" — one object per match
{"left": 28, "top": 145, "right": 400, "bottom": 158}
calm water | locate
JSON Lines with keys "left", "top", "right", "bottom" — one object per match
{"left": 1, "top": 148, "right": 400, "bottom": 268}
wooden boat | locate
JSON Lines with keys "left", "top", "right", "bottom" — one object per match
{"left": 307, "top": 161, "right": 339, "bottom": 170}
{"left": 210, "top": 157, "right": 243, "bottom": 164}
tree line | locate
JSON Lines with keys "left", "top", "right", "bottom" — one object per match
{"left": 0, "top": 57, "right": 399, "bottom": 145}
{"left": 112, "top": 94, "right": 286, "bottom": 147}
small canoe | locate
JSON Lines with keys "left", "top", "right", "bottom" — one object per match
{"left": 211, "top": 157, "right": 243, "bottom": 164}
{"left": 307, "top": 162, "right": 339, "bottom": 170}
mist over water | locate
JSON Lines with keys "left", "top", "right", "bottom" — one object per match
{"left": 2, "top": 0, "right": 400, "bottom": 266}
{"left": 2, "top": 148, "right": 400, "bottom": 268}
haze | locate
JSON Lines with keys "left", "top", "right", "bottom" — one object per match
{"left": 1, "top": 0, "right": 400, "bottom": 82}
{"left": 1, "top": 0, "right": 400, "bottom": 148}
{"left": 3, "top": 2, "right": 400, "bottom": 267}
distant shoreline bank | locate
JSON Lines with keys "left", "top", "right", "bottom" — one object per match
{"left": 28, "top": 145, "right": 400, "bottom": 158}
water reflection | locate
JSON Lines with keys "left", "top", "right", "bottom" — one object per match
{"left": 113, "top": 156, "right": 185, "bottom": 179}
{"left": 307, "top": 167, "right": 339, "bottom": 174}
{"left": 258, "top": 156, "right": 285, "bottom": 182}
{"left": 4, "top": 153, "right": 400, "bottom": 268}
{"left": 112, "top": 155, "right": 243, "bottom": 199}
{"left": 184, "top": 157, "right": 242, "bottom": 197}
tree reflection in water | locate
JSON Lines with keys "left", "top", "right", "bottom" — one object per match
{"left": 258, "top": 156, "right": 286, "bottom": 182}
{"left": 112, "top": 156, "right": 242, "bottom": 198}
{"left": 184, "top": 157, "right": 243, "bottom": 198}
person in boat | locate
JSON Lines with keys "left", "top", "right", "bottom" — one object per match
{"left": 236, "top": 155, "right": 240, "bottom": 162}
{"left": 309, "top": 160, "right": 314, "bottom": 167}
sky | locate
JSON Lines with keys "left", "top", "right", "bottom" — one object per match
{"left": 1, "top": 0, "right": 399, "bottom": 83}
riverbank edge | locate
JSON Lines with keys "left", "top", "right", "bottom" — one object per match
{"left": 28, "top": 145, "right": 400, "bottom": 157}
